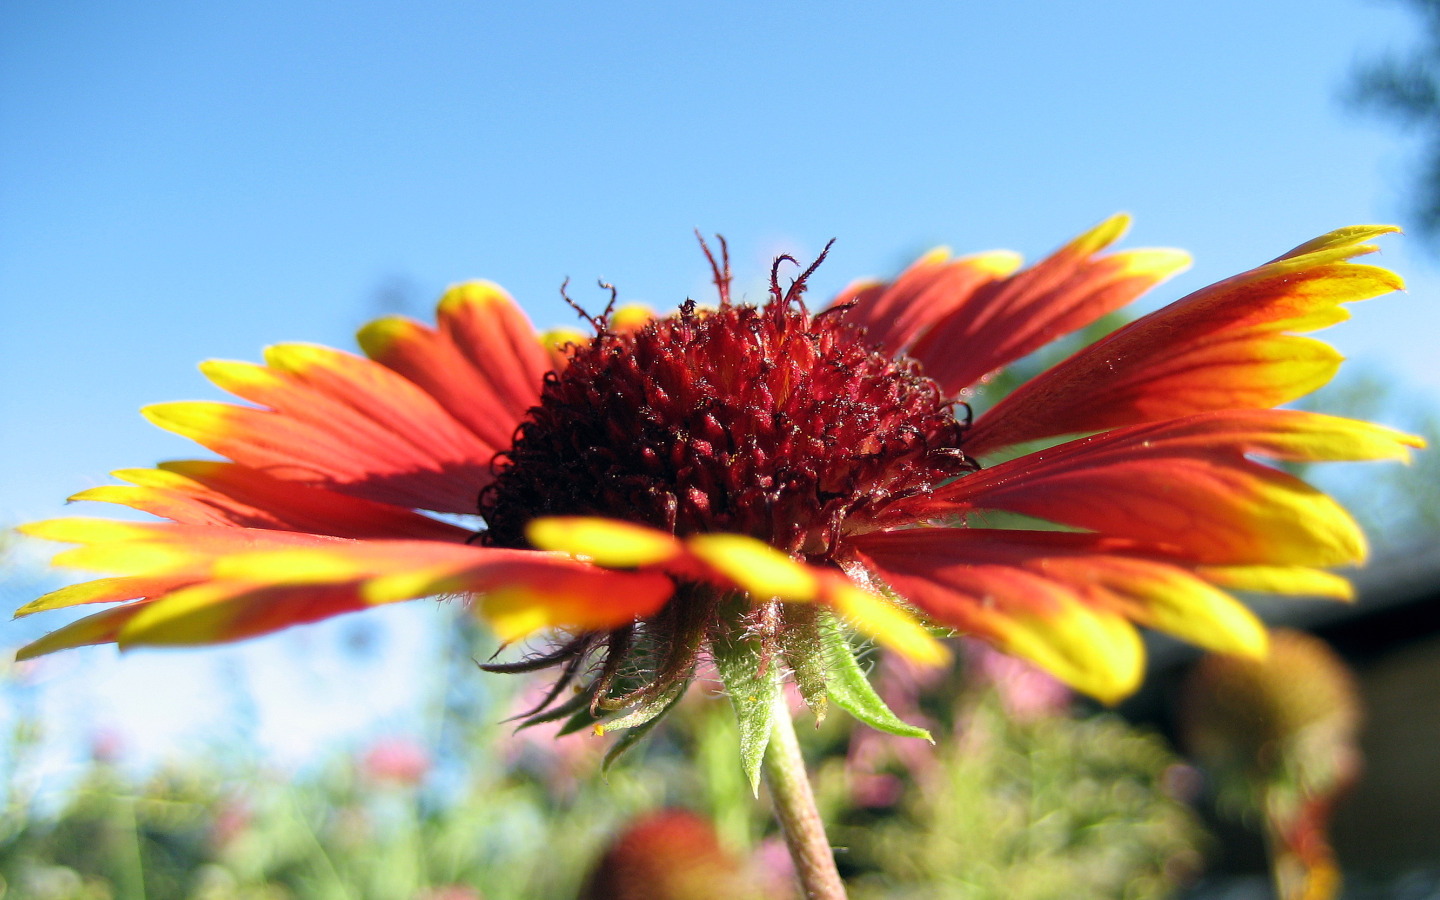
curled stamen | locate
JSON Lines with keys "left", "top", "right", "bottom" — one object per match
{"left": 597, "top": 280, "right": 619, "bottom": 326}
{"left": 696, "top": 231, "right": 733, "bottom": 306}
{"left": 957, "top": 400, "right": 974, "bottom": 429}
{"left": 559, "top": 277, "right": 619, "bottom": 334}
{"left": 769, "top": 254, "right": 800, "bottom": 305}
{"left": 783, "top": 239, "right": 837, "bottom": 310}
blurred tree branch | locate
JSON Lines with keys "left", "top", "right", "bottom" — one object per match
{"left": 1348, "top": 0, "right": 1440, "bottom": 239}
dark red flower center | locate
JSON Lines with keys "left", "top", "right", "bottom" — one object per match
{"left": 480, "top": 256, "right": 974, "bottom": 561}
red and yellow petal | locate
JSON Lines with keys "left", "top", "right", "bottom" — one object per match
{"left": 850, "top": 525, "right": 1332, "bottom": 701}
{"left": 117, "top": 581, "right": 380, "bottom": 649}
{"left": 907, "top": 214, "right": 1190, "bottom": 395}
{"left": 853, "top": 531, "right": 1146, "bottom": 702}
{"left": 540, "top": 326, "right": 591, "bottom": 370}
{"left": 902, "top": 410, "right": 1420, "bottom": 567}
{"left": 434, "top": 281, "right": 554, "bottom": 418}
{"left": 525, "top": 516, "right": 946, "bottom": 664}
{"left": 353, "top": 280, "right": 552, "bottom": 454}
{"left": 18, "top": 518, "right": 342, "bottom": 578}
{"left": 831, "top": 248, "right": 1022, "bottom": 354}
{"left": 15, "top": 519, "right": 677, "bottom": 657}
{"left": 855, "top": 528, "right": 1268, "bottom": 657}
{"left": 14, "top": 602, "right": 152, "bottom": 660}
{"left": 16, "top": 576, "right": 195, "bottom": 617}
{"left": 357, "top": 316, "right": 526, "bottom": 450}
{"left": 144, "top": 342, "right": 499, "bottom": 514}
{"left": 525, "top": 516, "right": 688, "bottom": 568}
{"left": 967, "top": 225, "right": 1403, "bottom": 456}
{"left": 70, "top": 461, "right": 471, "bottom": 541}
{"left": 1194, "top": 564, "right": 1354, "bottom": 599}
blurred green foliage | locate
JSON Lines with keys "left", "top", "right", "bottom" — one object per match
{"left": 0, "top": 616, "right": 1207, "bottom": 899}
{"left": 839, "top": 697, "right": 1205, "bottom": 900}
{"left": 1348, "top": 0, "right": 1440, "bottom": 241}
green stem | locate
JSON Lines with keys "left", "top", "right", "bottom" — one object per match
{"left": 763, "top": 694, "right": 847, "bottom": 900}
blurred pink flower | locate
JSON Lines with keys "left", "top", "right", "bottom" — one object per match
{"left": 361, "top": 736, "right": 431, "bottom": 786}
{"left": 209, "top": 797, "right": 252, "bottom": 852}
{"left": 751, "top": 835, "right": 796, "bottom": 899}
{"left": 493, "top": 678, "right": 603, "bottom": 795}
{"left": 967, "top": 640, "right": 1072, "bottom": 721}
{"left": 89, "top": 726, "right": 125, "bottom": 764}
{"left": 846, "top": 653, "right": 944, "bottom": 800}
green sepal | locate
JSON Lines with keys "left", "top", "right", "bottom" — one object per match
{"left": 822, "top": 615, "right": 933, "bottom": 742}
{"left": 781, "top": 603, "right": 829, "bottom": 723}
{"left": 596, "top": 679, "right": 689, "bottom": 735}
{"left": 556, "top": 670, "right": 645, "bottom": 736}
{"left": 557, "top": 704, "right": 601, "bottom": 737}
{"left": 711, "top": 602, "right": 783, "bottom": 796}
{"left": 601, "top": 687, "right": 686, "bottom": 775}
{"left": 515, "top": 682, "right": 597, "bottom": 731}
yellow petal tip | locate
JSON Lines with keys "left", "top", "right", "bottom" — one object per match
{"left": 525, "top": 517, "right": 681, "bottom": 568}
{"left": 685, "top": 534, "right": 819, "bottom": 601}
{"left": 438, "top": 279, "right": 514, "bottom": 316}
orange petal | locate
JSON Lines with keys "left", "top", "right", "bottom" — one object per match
{"left": 71, "top": 462, "right": 472, "bottom": 541}
{"left": 909, "top": 410, "right": 1418, "bottom": 566}
{"left": 15, "top": 576, "right": 192, "bottom": 617}
{"left": 143, "top": 398, "right": 489, "bottom": 515}
{"left": 909, "top": 215, "right": 1190, "bottom": 394}
{"left": 855, "top": 534, "right": 1143, "bottom": 702}
{"left": 263, "top": 342, "right": 498, "bottom": 463}
{"left": 17, "top": 518, "right": 676, "bottom": 655}
{"left": 174, "top": 344, "right": 497, "bottom": 514}
{"left": 16, "top": 602, "right": 151, "bottom": 660}
{"left": 435, "top": 281, "right": 553, "bottom": 420}
{"left": 357, "top": 314, "right": 528, "bottom": 450}
{"left": 855, "top": 528, "right": 1266, "bottom": 660}
{"left": 967, "top": 226, "right": 1402, "bottom": 455}
{"left": 831, "top": 248, "right": 1022, "bottom": 354}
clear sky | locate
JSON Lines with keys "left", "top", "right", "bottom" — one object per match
{"left": 3, "top": 0, "right": 1438, "bottom": 768}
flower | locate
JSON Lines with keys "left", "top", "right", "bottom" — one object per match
{"left": 1181, "top": 628, "right": 1362, "bottom": 900}
{"left": 360, "top": 736, "right": 432, "bottom": 786}
{"left": 14, "top": 218, "right": 1420, "bottom": 732}
{"left": 580, "top": 809, "right": 769, "bottom": 900}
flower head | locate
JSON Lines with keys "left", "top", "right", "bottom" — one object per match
{"left": 15, "top": 218, "right": 1420, "bottom": 752}
{"left": 581, "top": 809, "right": 768, "bottom": 900}
{"left": 1182, "top": 628, "right": 1362, "bottom": 900}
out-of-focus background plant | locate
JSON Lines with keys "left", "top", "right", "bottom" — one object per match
{"left": 0, "top": 611, "right": 1210, "bottom": 900}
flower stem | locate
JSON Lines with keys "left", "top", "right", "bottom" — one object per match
{"left": 764, "top": 694, "right": 847, "bottom": 900}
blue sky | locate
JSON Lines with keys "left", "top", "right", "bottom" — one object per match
{"left": 3, "top": 0, "right": 1438, "bottom": 767}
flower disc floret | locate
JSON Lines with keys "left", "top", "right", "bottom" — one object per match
{"left": 481, "top": 297, "right": 973, "bottom": 557}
